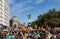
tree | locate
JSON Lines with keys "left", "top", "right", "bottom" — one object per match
{"left": 32, "top": 20, "right": 37, "bottom": 27}
{"left": 57, "top": 11, "right": 60, "bottom": 27}
{"left": 32, "top": 9, "right": 60, "bottom": 27}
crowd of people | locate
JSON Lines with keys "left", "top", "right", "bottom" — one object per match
{"left": 0, "top": 26, "right": 60, "bottom": 39}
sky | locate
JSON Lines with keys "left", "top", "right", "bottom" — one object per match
{"left": 6, "top": 0, "right": 60, "bottom": 24}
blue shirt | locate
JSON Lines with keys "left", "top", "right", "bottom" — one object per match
{"left": 33, "top": 32, "right": 37, "bottom": 35}
{"left": 6, "top": 35, "right": 15, "bottom": 39}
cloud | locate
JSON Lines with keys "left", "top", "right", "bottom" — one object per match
{"left": 27, "top": 0, "right": 34, "bottom": 2}
{"left": 56, "top": 0, "right": 60, "bottom": 2}
{"left": 26, "top": 0, "right": 45, "bottom": 4}
{"left": 35, "top": 0, "right": 45, "bottom": 4}
{"left": 48, "top": 0, "right": 60, "bottom": 3}
{"left": 48, "top": 0, "right": 51, "bottom": 1}
{"left": 15, "top": 6, "right": 33, "bottom": 14}
{"left": 11, "top": 3, "right": 24, "bottom": 12}
{"left": 23, "top": 6, "right": 33, "bottom": 10}
{"left": 6, "top": 0, "right": 14, "bottom": 4}
{"left": 10, "top": 0, "right": 33, "bottom": 14}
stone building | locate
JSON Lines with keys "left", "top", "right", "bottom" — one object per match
{"left": 10, "top": 16, "right": 19, "bottom": 31}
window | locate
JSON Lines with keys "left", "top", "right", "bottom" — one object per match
{"left": 0, "top": 3, "right": 3, "bottom": 7}
{"left": 4, "top": 10, "right": 9, "bottom": 16}
{"left": 0, "top": 7, "right": 3, "bottom": 11}
{"left": 0, "top": 15, "right": 3, "bottom": 18}
{"left": 4, "top": 14, "right": 9, "bottom": 19}
{"left": 0, "top": 12, "right": 3, "bottom": 15}
{"left": 0, "top": 0, "right": 3, "bottom": 3}
{"left": 3, "top": 26, "right": 7, "bottom": 29}
{"left": 0, "top": 20, "right": 3, "bottom": 22}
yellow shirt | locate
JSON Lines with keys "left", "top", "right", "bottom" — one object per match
{"left": 46, "top": 37, "right": 50, "bottom": 39}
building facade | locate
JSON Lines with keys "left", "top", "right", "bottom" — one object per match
{"left": 11, "top": 16, "right": 18, "bottom": 31}
{"left": 0, "top": 0, "right": 10, "bottom": 31}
